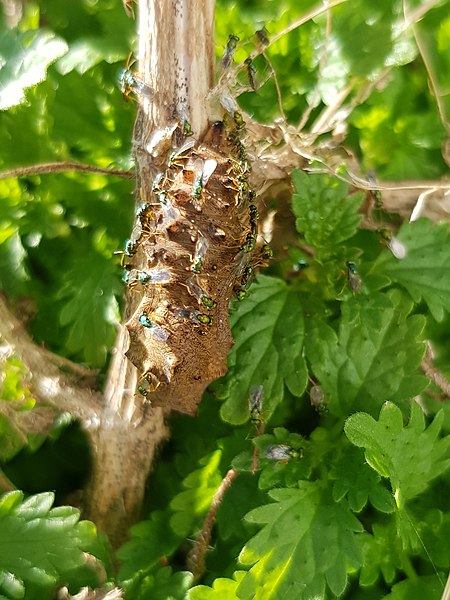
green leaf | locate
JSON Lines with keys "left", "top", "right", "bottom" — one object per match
{"left": 414, "top": 509, "right": 450, "bottom": 569}
{"left": 345, "top": 402, "right": 450, "bottom": 506}
{"left": 253, "top": 428, "right": 310, "bottom": 491}
{"left": 126, "top": 566, "right": 193, "bottom": 600}
{"left": 330, "top": 445, "right": 395, "bottom": 513}
{"left": 0, "top": 29, "right": 68, "bottom": 110}
{"left": 0, "top": 230, "right": 29, "bottom": 297}
{"left": 117, "top": 510, "right": 180, "bottom": 581}
{"left": 237, "top": 483, "right": 363, "bottom": 599}
{"left": 359, "top": 523, "right": 403, "bottom": 587}
{"left": 413, "top": 5, "right": 450, "bottom": 133}
{"left": 0, "top": 491, "right": 106, "bottom": 599}
{"left": 332, "top": 0, "right": 396, "bottom": 77}
{"left": 170, "top": 450, "right": 223, "bottom": 537}
{"left": 188, "top": 572, "right": 246, "bottom": 599}
{"left": 305, "top": 290, "right": 427, "bottom": 416}
{"left": 373, "top": 219, "right": 450, "bottom": 321}
{"left": 384, "top": 574, "right": 445, "bottom": 599}
{"left": 58, "top": 253, "right": 121, "bottom": 367}
{"left": 220, "top": 276, "right": 305, "bottom": 425}
{"left": 291, "top": 170, "right": 363, "bottom": 257}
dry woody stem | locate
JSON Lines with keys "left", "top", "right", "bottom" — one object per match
{"left": 187, "top": 467, "right": 240, "bottom": 580}
{"left": 0, "top": 161, "right": 134, "bottom": 180}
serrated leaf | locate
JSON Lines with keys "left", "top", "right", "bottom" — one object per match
{"left": 0, "top": 29, "right": 68, "bottom": 110}
{"left": 0, "top": 231, "right": 29, "bottom": 296}
{"left": 291, "top": 170, "right": 363, "bottom": 257}
{"left": 237, "top": 483, "right": 363, "bottom": 599}
{"left": 253, "top": 429, "right": 310, "bottom": 491}
{"left": 58, "top": 255, "right": 121, "bottom": 367}
{"left": 0, "top": 491, "right": 106, "bottom": 599}
{"left": 220, "top": 276, "right": 304, "bottom": 425}
{"left": 359, "top": 523, "right": 403, "bottom": 587}
{"left": 126, "top": 566, "right": 193, "bottom": 600}
{"left": 188, "top": 572, "right": 246, "bottom": 599}
{"left": 305, "top": 290, "right": 427, "bottom": 417}
{"left": 332, "top": 0, "right": 396, "bottom": 77}
{"left": 415, "top": 509, "right": 450, "bottom": 570}
{"left": 373, "top": 219, "right": 450, "bottom": 321}
{"left": 345, "top": 402, "right": 450, "bottom": 506}
{"left": 330, "top": 445, "right": 395, "bottom": 513}
{"left": 170, "top": 450, "right": 222, "bottom": 537}
{"left": 117, "top": 511, "right": 180, "bottom": 581}
{"left": 384, "top": 574, "right": 445, "bottom": 599}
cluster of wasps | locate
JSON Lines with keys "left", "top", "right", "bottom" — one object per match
{"left": 116, "top": 104, "right": 271, "bottom": 411}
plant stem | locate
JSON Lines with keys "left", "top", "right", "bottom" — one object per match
{"left": 0, "top": 161, "right": 134, "bottom": 180}
{"left": 82, "top": 0, "right": 215, "bottom": 549}
{"left": 187, "top": 467, "right": 240, "bottom": 580}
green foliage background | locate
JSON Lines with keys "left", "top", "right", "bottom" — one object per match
{"left": 1, "top": 0, "right": 450, "bottom": 598}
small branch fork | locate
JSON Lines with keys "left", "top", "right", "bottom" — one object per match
{"left": 187, "top": 467, "right": 240, "bottom": 581}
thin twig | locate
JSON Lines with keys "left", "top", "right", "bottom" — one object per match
{"left": 187, "top": 467, "right": 240, "bottom": 580}
{"left": 41, "top": 348, "right": 99, "bottom": 382}
{"left": 406, "top": 0, "right": 450, "bottom": 137}
{"left": 262, "top": 51, "right": 287, "bottom": 123}
{"left": 421, "top": 342, "right": 450, "bottom": 399}
{"left": 215, "top": 0, "right": 349, "bottom": 93}
{"left": 441, "top": 570, "right": 450, "bottom": 600}
{"left": 0, "top": 162, "right": 134, "bottom": 181}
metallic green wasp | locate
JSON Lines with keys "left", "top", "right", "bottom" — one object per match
{"left": 191, "top": 158, "right": 218, "bottom": 210}
{"left": 137, "top": 371, "right": 161, "bottom": 396}
{"left": 156, "top": 192, "right": 181, "bottom": 231}
{"left": 265, "top": 445, "right": 302, "bottom": 461}
{"left": 167, "top": 138, "right": 196, "bottom": 169}
{"left": 249, "top": 385, "right": 264, "bottom": 428}
{"left": 346, "top": 261, "right": 362, "bottom": 294}
{"left": 244, "top": 57, "right": 257, "bottom": 91}
{"left": 249, "top": 204, "right": 259, "bottom": 235}
{"left": 191, "top": 235, "right": 209, "bottom": 274}
{"left": 186, "top": 277, "right": 217, "bottom": 310}
{"left": 174, "top": 307, "right": 213, "bottom": 327}
{"left": 222, "top": 34, "right": 240, "bottom": 69}
{"left": 242, "top": 232, "right": 257, "bottom": 253}
{"left": 119, "top": 54, "right": 153, "bottom": 102}
{"left": 255, "top": 26, "right": 270, "bottom": 47}
{"left": 310, "top": 384, "right": 328, "bottom": 415}
{"left": 138, "top": 312, "right": 169, "bottom": 341}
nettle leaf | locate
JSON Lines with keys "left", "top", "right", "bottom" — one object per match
{"left": 384, "top": 575, "right": 445, "bottom": 599}
{"left": 305, "top": 289, "right": 427, "bottom": 417}
{"left": 127, "top": 566, "right": 193, "bottom": 600}
{"left": 373, "top": 219, "right": 450, "bottom": 321}
{"left": 330, "top": 445, "right": 395, "bottom": 513}
{"left": 188, "top": 572, "right": 246, "bottom": 599}
{"left": 359, "top": 523, "right": 403, "bottom": 587}
{"left": 58, "top": 254, "right": 121, "bottom": 367}
{"left": 170, "top": 450, "right": 223, "bottom": 538}
{"left": 415, "top": 509, "right": 450, "bottom": 570}
{"left": 237, "top": 483, "right": 363, "bottom": 599}
{"left": 0, "top": 230, "right": 29, "bottom": 297}
{"left": 345, "top": 402, "right": 450, "bottom": 507}
{"left": 291, "top": 170, "right": 363, "bottom": 257}
{"left": 254, "top": 428, "right": 310, "bottom": 491}
{"left": 0, "top": 491, "right": 105, "bottom": 599}
{"left": 220, "top": 276, "right": 305, "bottom": 425}
{"left": 333, "top": 0, "right": 396, "bottom": 77}
{"left": 117, "top": 510, "right": 180, "bottom": 582}
{"left": 0, "top": 29, "right": 68, "bottom": 110}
